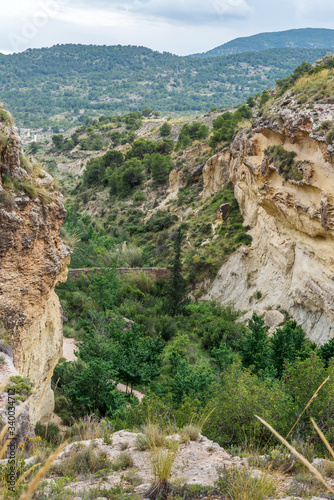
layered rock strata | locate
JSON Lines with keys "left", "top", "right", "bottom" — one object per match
{"left": 205, "top": 104, "right": 334, "bottom": 343}
{"left": 0, "top": 104, "right": 69, "bottom": 423}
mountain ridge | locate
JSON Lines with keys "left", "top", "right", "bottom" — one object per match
{"left": 193, "top": 27, "right": 334, "bottom": 57}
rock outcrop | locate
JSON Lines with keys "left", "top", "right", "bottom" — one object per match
{"left": 0, "top": 103, "right": 69, "bottom": 423}
{"left": 205, "top": 98, "right": 334, "bottom": 343}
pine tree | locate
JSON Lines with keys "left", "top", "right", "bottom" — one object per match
{"left": 165, "top": 227, "right": 188, "bottom": 316}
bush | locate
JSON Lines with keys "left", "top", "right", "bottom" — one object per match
{"left": 51, "top": 443, "right": 112, "bottom": 478}
{"left": 215, "top": 465, "right": 275, "bottom": 500}
{"left": 112, "top": 451, "right": 134, "bottom": 471}
{"left": 205, "top": 363, "right": 294, "bottom": 448}
{"left": 160, "top": 123, "right": 172, "bottom": 137}
{"left": 35, "top": 422, "right": 61, "bottom": 444}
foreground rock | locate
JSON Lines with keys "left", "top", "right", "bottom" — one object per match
{"left": 0, "top": 103, "right": 70, "bottom": 423}
{"left": 48, "top": 430, "right": 237, "bottom": 496}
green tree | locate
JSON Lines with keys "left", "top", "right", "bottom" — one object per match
{"left": 270, "top": 320, "right": 315, "bottom": 378}
{"left": 165, "top": 227, "right": 189, "bottom": 315}
{"left": 160, "top": 122, "right": 172, "bottom": 137}
{"left": 238, "top": 313, "right": 271, "bottom": 374}
{"left": 150, "top": 154, "right": 173, "bottom": 184}
{"left": 89, "top": 267, "right": 120, "bottom": 311}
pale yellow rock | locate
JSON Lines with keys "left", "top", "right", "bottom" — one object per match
{"left": 0, "top": 102, "right": 69, "bottom": 424}
{"left": 204, "top": 118, "right": 334, "bottom": 343}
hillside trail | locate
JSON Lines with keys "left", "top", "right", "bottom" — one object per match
{"left": 62, "top": 338, "right": 145, "bottom": 402}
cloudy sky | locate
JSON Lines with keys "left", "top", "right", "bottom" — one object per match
{"left": 2, "top": 0, "right": 334, "bottom": 56}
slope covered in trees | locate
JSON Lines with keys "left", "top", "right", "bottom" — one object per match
{"left": 195, "top": 27, "right": 334, "bottom": 57}
{"left": 0, "top": 44, "right": 330, "bottom": 130}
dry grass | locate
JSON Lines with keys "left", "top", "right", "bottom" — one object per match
{"left": 180, "top": 423, "right": 201, "bottom": 442}
{"left": 145, "top": 440, "right": 179, "bottom": 500}
{"left": 136, "top": 423, "right": 165, "bottom": 450}
{"left": 215, "top": 465, "right": 275, "bottom": 500}
{"left": 293, "top": 68, "right": 334, "bottom": 103}
{"left": 51, "top": 442, "right": 112, "bottom": 479}
{"left": 0, "top": 374, "right": 66, "bottom": 498}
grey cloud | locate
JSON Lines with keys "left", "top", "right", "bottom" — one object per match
{"left": 72, "top": 0, "right": 252, "bottom": 24}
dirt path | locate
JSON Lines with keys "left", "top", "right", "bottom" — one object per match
{"left": 62, "top": 338, "right": 145, "bottom": 402}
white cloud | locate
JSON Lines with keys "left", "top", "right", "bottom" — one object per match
{"left": 292, "top": 0, "right": 334, "bottom": 16}
{"left": 68, "top": 0, "right": 252, "bottom": 25}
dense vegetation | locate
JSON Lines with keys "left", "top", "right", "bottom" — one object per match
{"left": 54, "top": 245, "right": 334, "bottom": 455}
{"left": 0, "top": 44, "right": 329, "bottom": 129}
{"left": 196, "top": 27, "right": 334, "bottom": 57}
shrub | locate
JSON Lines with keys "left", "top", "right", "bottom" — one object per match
{"left": 145, "top": 441, "right": 179, "bottom": 500}
{"left": 112, "top": 451, "right": 134, "bottom": 471}
{"left": 264, "top": 145, "right": 304, "bottom": 181}
{"left": 51, "top": 443, "right": 112, "bottom": 477}
{"left": 205, "top": 363, "right": 294, "bottom": 448}
{"left": 121, "top": 246, "right": 144, "bottom": 268}
{"left": 180, "top": 424, "right": 201, "bottom": 441}
{"left": 35, "top": 422, "right": 61, "bottom": 445}
{"left": 215, "top": 465, "right": 275, "bottom": 500}
{"left": 160, "top": 123, "right": 172, "bottom": 137}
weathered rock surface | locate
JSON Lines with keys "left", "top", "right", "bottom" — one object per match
{"left": 51, "top": 430, "right": 237, "bottom": 496}
{"left": 205, "top": 105, "right": 334, "bottom": 343}
{"left": 0, "top": 103, "right": 69, "bottom": 423}
{"left": 0, "top": 352, "right": 34, "bottom": 455}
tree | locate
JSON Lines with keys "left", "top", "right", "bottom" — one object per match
{"left": 150, "top": 154, "right": 173, "bottom": 184}
{"left": 160, "top": 122, "right": 172, "bottom": 137}
{"left": 27, "top": 141, "right": 41, "bottom": 155}
{"left": 165, "top": 227, "right": 189, "bottom": 316}
{"left": 52, "top": 134, "right": 64, "bottom": 149}
{"left": 270, "top": 320, "right": 315, "bottom": 378}
{"left": 89, "top": 267, "right": 120, "bottom": 311}
{"left": 238, "top": 313, "right": 271, "bottom": 374}
{"left": 196, "top": 124, "right": 209, "bottom": 140}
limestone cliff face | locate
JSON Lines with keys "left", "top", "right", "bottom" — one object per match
{"left": 0, "top": 104, "right": 69, "bottom": 423}
{"left": 205, "top": 101, "right": 334, "bottom": 343}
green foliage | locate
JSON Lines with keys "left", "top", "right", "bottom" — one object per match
{"left": 238, "top": 313, "right": 271, "bottom": 374}
{"left": 264, "top": 145, "right": 304, "bottom": 181}
{"left": 159, "top": 122, "right": 172, "bottom": 137}
{"left": 259, "top": 90, "right": 271, "bottom": 107}
{"left": 276, "top": 61, "right": 312, "bottom": 95}
{"left": 215, "top": 465, "right": 275, "bottom": 500}
{"left": 165, "top": 227, "right": 188, "bottom": 315}
{"left": 205, "top": 363, "right": 294, "bottom": 447}
{"left": 176, "top": 122, "right": 207, "bottom": 149}
{"left": 0, "top": 108, "right": 10, "bottom": 124}
{"left": 89, "top": 267, "right": 121, "bottom": 311}
{"left": 51, "top": 443, "right": 112, "bottom": 478}
{"left": 270, "top": 320, "right": 315, "bottom": 378}
{"left": 35, "top": 422, "right": 61, "bottom": 444}
{"left": 144, "top": 153, "right": 173, "bottom": 184}
{"left": 109, "top": 158, "right": 145, "bottom": 197}
{"left": 209, "top": 105, "right": 252, "bottom": 148}
{"left": 5, "top": 376, "right": 33, "bottom": 402}
{"left": 1, "top": 44, "right": 327, "bottom": 129}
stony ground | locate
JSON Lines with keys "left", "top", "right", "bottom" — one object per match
{"left": 40, "top": 430, "right": 334, "bottom": 500}
{"left": 48, "top": 430, "right": 236, "bottom": 496}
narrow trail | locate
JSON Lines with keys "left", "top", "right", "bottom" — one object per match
{"left": 62, "top": 338, "right": 145, "bottom": 402}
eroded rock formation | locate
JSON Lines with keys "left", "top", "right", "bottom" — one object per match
{"left": 0, "top": 104, "right": 69, "bottom": 423}
{"left": 205, "top": 101, "right": 334, "bottom": 343}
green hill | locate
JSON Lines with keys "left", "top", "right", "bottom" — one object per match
{"left": 0, "top": 44, "right": 330, "bottom": 130}
{"left": 194, "top": 28, "right": 334, "bottom": 57}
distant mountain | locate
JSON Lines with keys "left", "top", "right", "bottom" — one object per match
{"left": 193, "top": 28, "right": 334, "bottom": 57}
{"left": 0, "top": 44, "right": 330, "bottom": 129}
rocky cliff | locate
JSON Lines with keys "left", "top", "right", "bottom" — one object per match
{"left": 0, "top": 104, "right": 69, "bottom": 423}
{"left": 205, "top": 86, "right": 334, "bottom": 343}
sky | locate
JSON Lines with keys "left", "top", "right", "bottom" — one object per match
{"left": 2, "top": 0, "right": 334, "bottom": 56}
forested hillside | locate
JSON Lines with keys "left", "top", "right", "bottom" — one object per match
{"left": 0, "top": 44, "right": 329, "bottom": 130}
{"left": 195, "top": 27, "right": 334, "bottom": 57}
